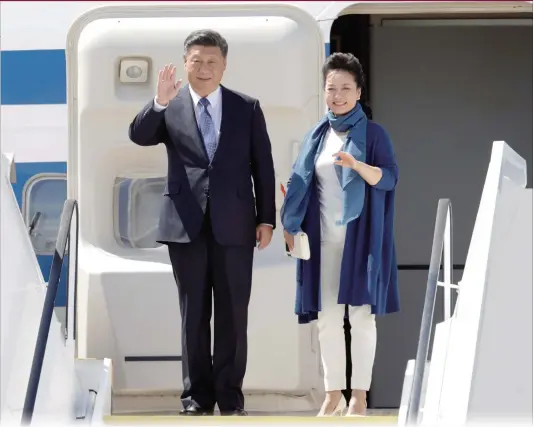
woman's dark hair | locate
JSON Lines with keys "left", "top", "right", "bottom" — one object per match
{"left": 322, "top": 52, "right": 373, "bottom": 119}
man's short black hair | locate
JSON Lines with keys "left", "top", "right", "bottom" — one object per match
{"left": 184, "top": 29, "right": 229, "bottom": 58}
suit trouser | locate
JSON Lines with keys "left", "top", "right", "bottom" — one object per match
{"left": 317, "top": 242, "right": 377, "bottom": 392}
{"left": 167, "top": 202, "right": 254, "bottom": 411}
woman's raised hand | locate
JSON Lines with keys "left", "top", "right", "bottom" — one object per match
{"left": 332, "top": 151, "right": 358, "bottom": 170}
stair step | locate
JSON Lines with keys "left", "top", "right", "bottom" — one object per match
{"left": 103, "top": 414, "right": 398, "bottom": 425}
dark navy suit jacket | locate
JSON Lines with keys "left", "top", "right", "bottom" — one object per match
{"left": 128, "top": 85, "right": 276, "bottom": 247}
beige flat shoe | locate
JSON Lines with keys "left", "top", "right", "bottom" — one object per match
{"left": 346, "top": 399, "right": 367, "bottom": 417}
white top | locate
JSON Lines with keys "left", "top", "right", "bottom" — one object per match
{"left": 153, "top": 85, "right": 222, "bottom": 142}
{"left": 315, "top": 128, "right": 348, "bottom": 244}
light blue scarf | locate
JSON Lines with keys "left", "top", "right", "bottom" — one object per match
{"left": 281, "top": 103, "right": 367, "bottom": 234}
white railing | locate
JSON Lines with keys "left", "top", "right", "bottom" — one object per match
{"left": 405, "top": 140, "right": 529, "bottom": 425}
{"left": 435, "top": 140, "right": 529, "bottom": 425}
{"left": 0, "top": 153, "right": 80, "bottom": 424}
{"left": 440, "top": 205, "right": 457, "bottom": 321}
{"left": 405, "top": 198, "right": 456, "bottom": 425}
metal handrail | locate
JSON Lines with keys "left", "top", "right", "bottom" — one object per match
{"left": 21, "top": 199, "right": 79, "bottom": 425}
{"left": 406, "top": 198, "right": 454, "bottom": 425}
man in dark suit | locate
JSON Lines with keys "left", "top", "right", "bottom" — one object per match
{"left": 128, "top": 29, "right": 276, "bottom": 416}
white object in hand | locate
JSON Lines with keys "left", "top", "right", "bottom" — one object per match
{"left": 287, "top": 232, "right": 310, "bottom": 260}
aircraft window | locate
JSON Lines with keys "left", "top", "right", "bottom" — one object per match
{"left": 113, "top": 176, "right": 166, "bottom": 249}
{"left": 23, "top": 174, "right": 67, "bottom": 256}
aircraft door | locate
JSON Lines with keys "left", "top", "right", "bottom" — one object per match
{"left": 67, "top": 3, "right": 326, "bottom": 408}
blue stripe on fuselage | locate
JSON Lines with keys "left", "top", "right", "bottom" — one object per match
{"left": 1, "top": 50, "right": 66, "bottom": 105}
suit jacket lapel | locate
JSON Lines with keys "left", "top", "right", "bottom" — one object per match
{"left": 175, "top": 86, "right": 209, "bottom": 164}
{"left": 216, "top": 86, "right": 236, "bottom": 160}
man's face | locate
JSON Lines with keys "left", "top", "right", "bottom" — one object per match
{"left": 184, "top": 45, "right": 226, "bottom": 96}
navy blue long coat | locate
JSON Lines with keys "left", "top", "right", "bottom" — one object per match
{"left": 294, "top": 121, "right": 400, "bottom": 324}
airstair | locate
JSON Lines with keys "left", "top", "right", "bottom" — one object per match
{"left": 1, "top": 140, "right": 532, "bottom": 426}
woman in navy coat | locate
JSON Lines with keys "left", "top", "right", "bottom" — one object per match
{"left": 281, "top": 52, "right": 400, "bottom": 417}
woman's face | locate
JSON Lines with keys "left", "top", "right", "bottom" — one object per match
{"left": 324, "top": 69, "right": 361, "bottom": 116}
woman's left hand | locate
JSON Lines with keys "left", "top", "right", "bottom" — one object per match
{"left": 333, "top": 151, "right": 359, "bottom": 170}
{"left": 334, "top": 151, "right": 385, "bottom": 186}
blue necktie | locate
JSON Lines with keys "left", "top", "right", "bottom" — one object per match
{"left": 199, "top": 98, "right": 217, "bottom": 162}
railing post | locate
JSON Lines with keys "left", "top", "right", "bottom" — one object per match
{"left": 66, "top": 202, "right": 79, "bottom": 343}
{"left": 406, "top": 199, "right": 451, "bottom": 425}
{"left": 21, "top": 200, "right": 76, "bottom": 425}
{"left": 443, "top": 206, "right": 453, "bottom": 320}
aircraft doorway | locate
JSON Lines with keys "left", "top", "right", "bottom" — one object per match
{"left": 330, "top": 12, "right": 533, "bottom": 410}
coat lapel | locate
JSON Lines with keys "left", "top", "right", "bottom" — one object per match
{"left": 219, "top": 86, "right": 231, "bottom": 146}
{"left": 214, "top": 85, "right": 236, "bottom": 162}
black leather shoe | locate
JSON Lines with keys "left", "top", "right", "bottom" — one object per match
{"left": 179, "top": 405, "right": 214, "bottom": 416}
{"left": 221, "top": 409, "right": 248, "bottom": 416}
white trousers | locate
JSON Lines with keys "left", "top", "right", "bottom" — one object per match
{"left": 317, "top": 242, "right": 377, "bottom": 392}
